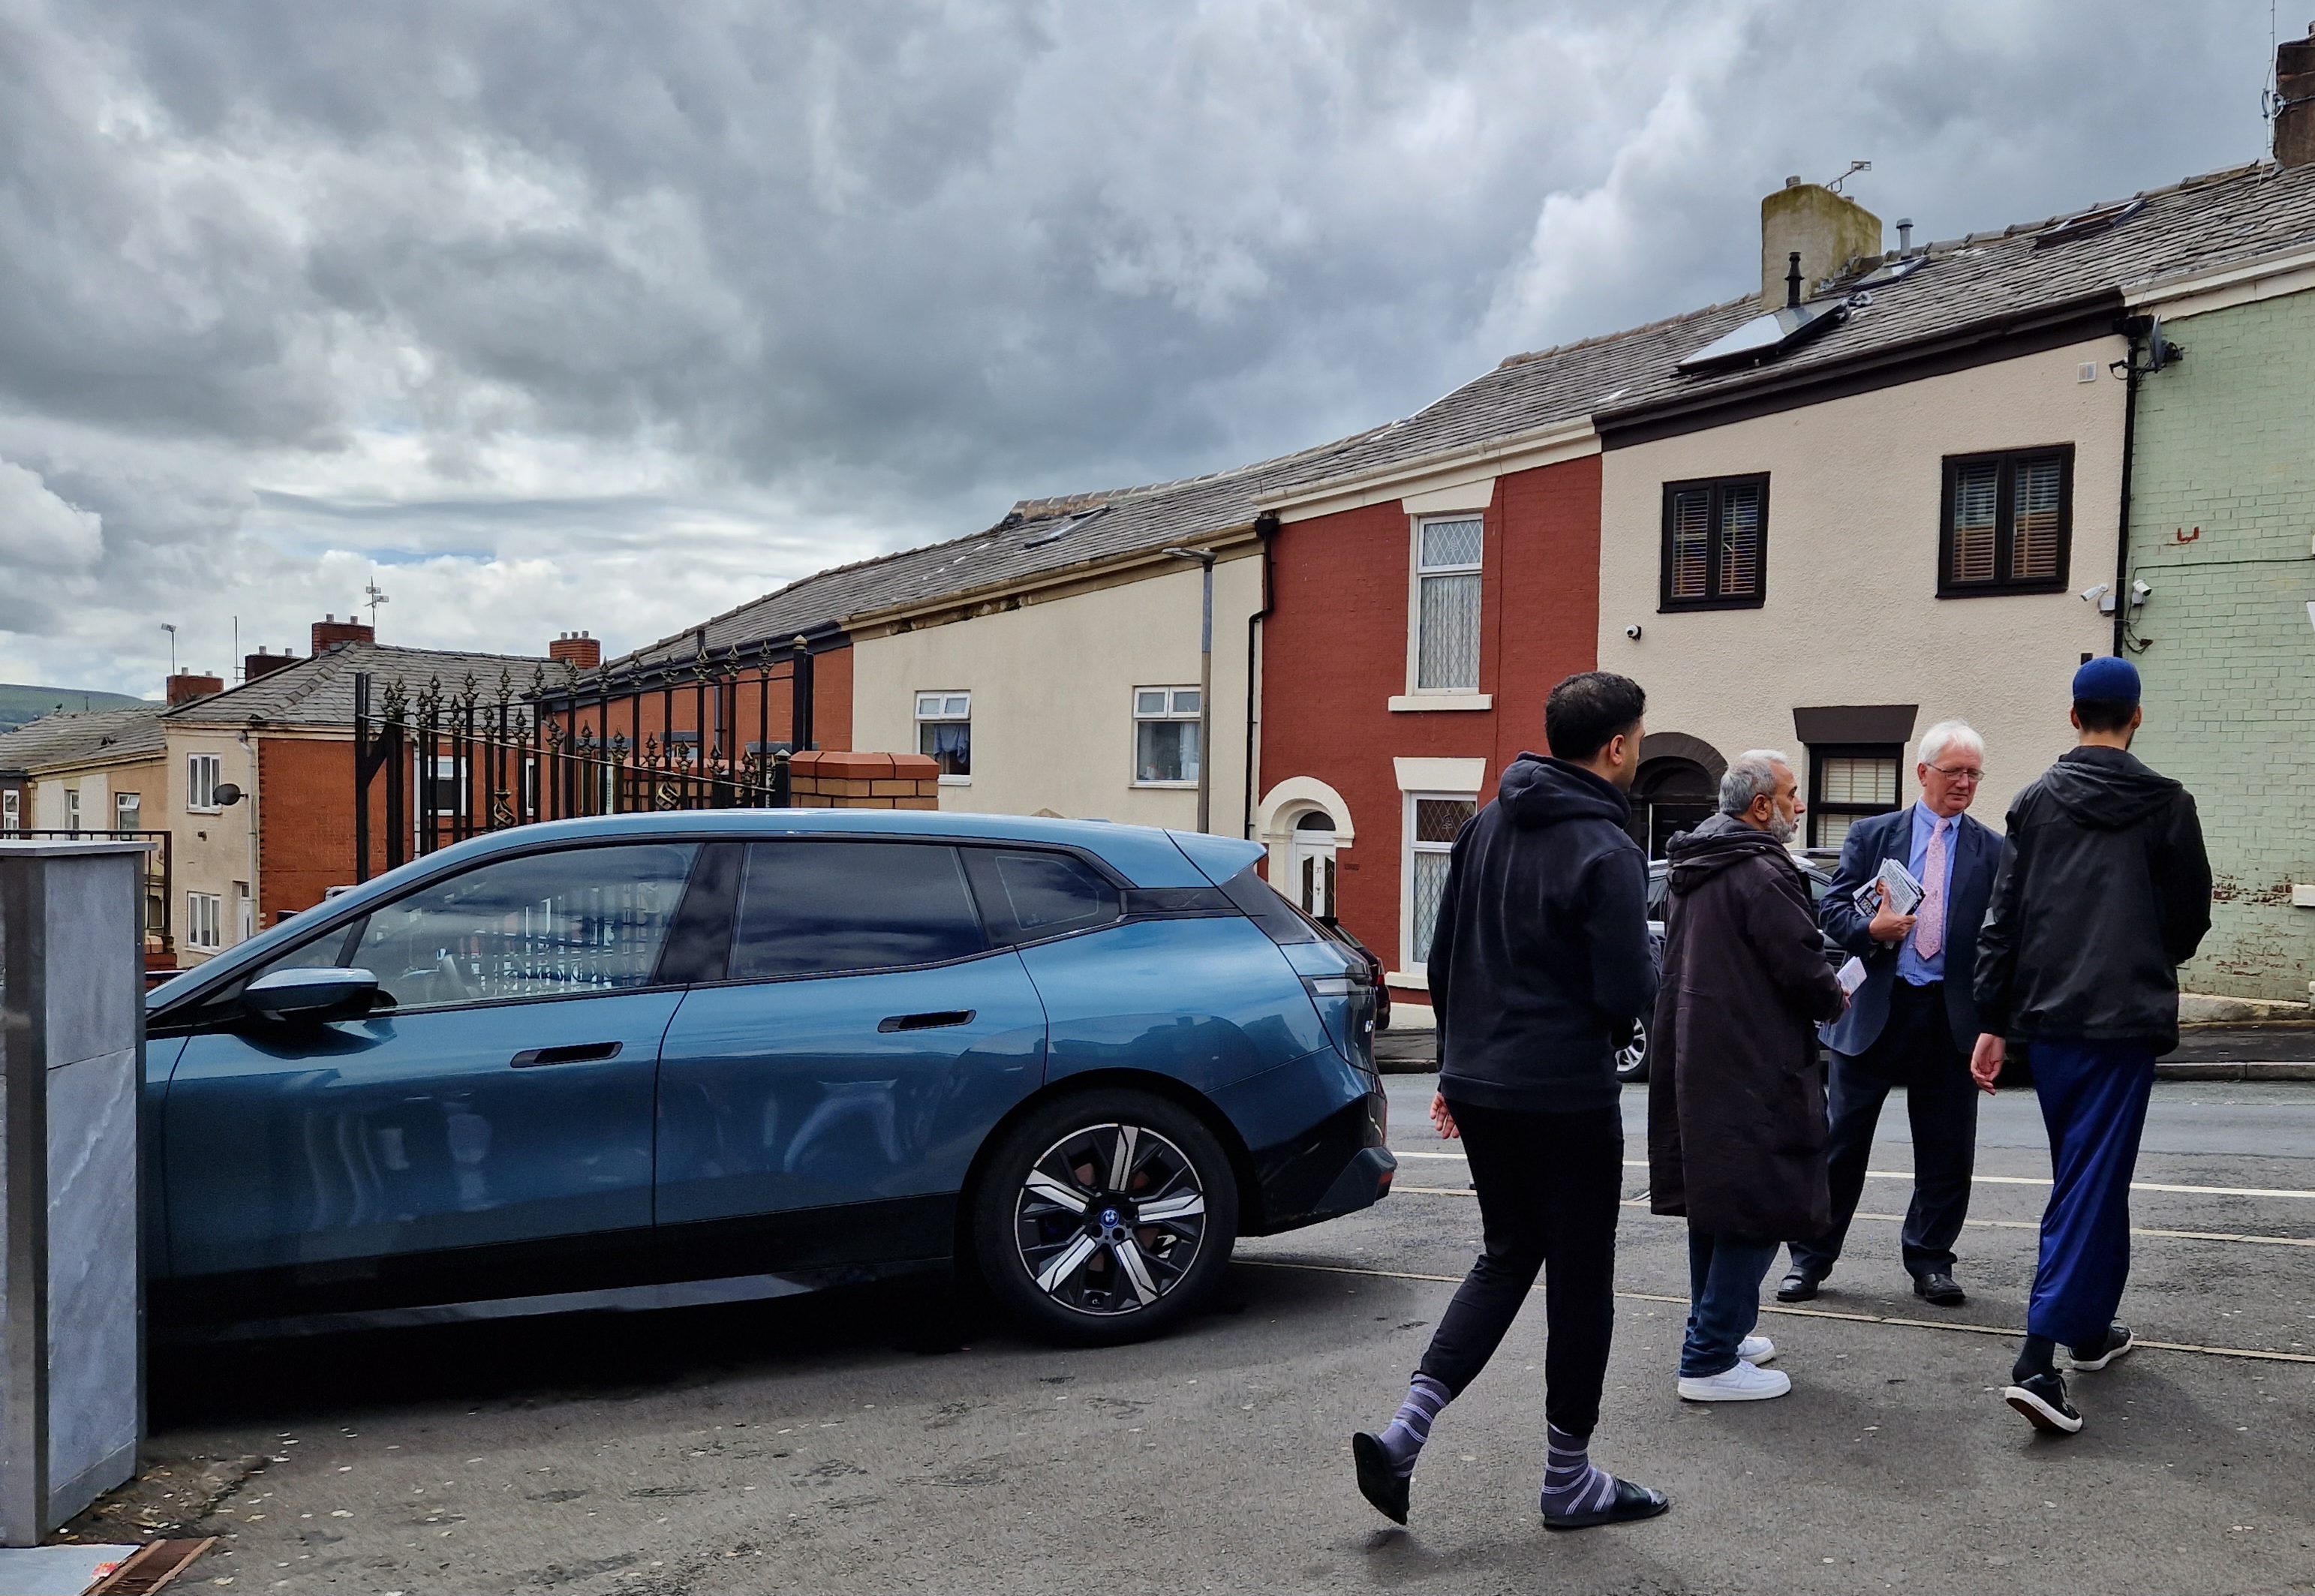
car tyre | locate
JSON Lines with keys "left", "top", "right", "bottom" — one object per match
{"left": 971, "top": 1089, "right": 1240, "bottom": 1347}
{"left": 1615, "top": 1018, "right": 1650, "bottom": 1084}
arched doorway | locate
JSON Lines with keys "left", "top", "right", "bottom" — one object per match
{"left": 1628, "top": 732, "right": 1727, "bottom": 858}
{"left": 1290, "top": 810, "right": 1339, "bottom": 921}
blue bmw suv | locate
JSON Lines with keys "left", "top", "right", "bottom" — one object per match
{"left": 145, "top": 811, "right": 1393, "bottom": 1345}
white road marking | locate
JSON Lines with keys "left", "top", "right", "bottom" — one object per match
{"left": 1391, "top": 1186, "right": 2315, "bottom": 1249}
{"left": 1237, "top": 1258, "right": 2315, "bottom": 1365}
{"left": 1388, "top": 1150, "right": 2315, "bottom": 1201}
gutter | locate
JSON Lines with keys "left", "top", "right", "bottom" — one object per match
{"left": 1244, "top": 512, "right": 1278, "bottom": 840}
{"left": 1596, "top": 288, "right": 2125, "bottom": 448}
{"left": 845, "top": 525, "right": 1263, "bottom": 633}
{"left": 2111, "top": 317, "right": 2148, "bottom": 658}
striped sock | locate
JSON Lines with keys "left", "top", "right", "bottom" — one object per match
{"left": 1374, "top": 1374, "right": 1451, "bottom": 1476}
{"left": 1540, "top": 1424, "right": 1616, "bottom": 1517}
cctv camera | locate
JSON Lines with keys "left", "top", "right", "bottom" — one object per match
{"left": 1624, "top": 624, "right": 1643, "bottom": 640}
{"left": 2130, "top": 579, "right": 2153, "bottom": 606}
{"left": 2079, "top": 582, "right": 2110, "bottom": 604}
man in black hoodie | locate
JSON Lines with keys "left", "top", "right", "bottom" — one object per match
{"left": 1974, "top": 657, "right": 2211, "bottom": 1436}
{"left": 1351, "top": 672, "right": 1666, "bottom": 1533}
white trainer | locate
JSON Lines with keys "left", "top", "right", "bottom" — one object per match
{"left": 1678, "top": 1360, "right": 1792, "bottom": 1402}
{"left": 1736, "top": 1334, "right": 1776, "bottom": 1364}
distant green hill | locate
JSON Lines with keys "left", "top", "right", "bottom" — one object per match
{"left": 0, "top": 683, "right": 151, "bottom": 734}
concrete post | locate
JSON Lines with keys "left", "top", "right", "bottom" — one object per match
{"left": 0, "top": 841, "right": 146, "bottom": 1544}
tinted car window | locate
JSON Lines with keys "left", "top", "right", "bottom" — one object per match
{"left": 732, "top": 840, "right": 985, "bottom": 978}
{"left": 961, "top": 849, "right": 1122, "bottom": 945}
{"left": 346, "top": 843, "right": 699, "bottom": 1010}
{"left": 1217, "top": 864, "right": 1319, "bottom": 945}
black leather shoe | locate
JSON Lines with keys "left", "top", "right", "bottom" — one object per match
{"left": 1775, "top": 1269, "right": 1820, "bottom": 1303}
{"left": 1543, "top": 1475, "right": 1670, "bottom": 1531}
{"left": 1351, "top": 1432, "right": 1409, "bottom": 1525}
{"left": 1913, "top": 1272, "right": 1966, "bottom": 1306}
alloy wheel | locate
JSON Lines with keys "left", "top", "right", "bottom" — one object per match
{"left": 1014, "top": 1122, "right": 1207, "bottom": 1318}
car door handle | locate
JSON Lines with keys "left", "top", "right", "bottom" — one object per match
{"left": 510, "top": 1041, "right": 624, "bottom": 1069}
{"left": 877, "top": 1011, "right": 976, "bottom": 1033}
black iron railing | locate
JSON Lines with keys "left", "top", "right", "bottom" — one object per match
{"left": 352, "top": 662, "right": 798, "bottom": 882}
{"left": 11, "top": 828, "right": 173, "bottom": 953}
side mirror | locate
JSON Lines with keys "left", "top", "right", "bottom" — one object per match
{"left": 214, "top": 783, "right": 244, "bottom": 806}
{"left": 245, "top": 966, "right": 379, "bottom": 1021}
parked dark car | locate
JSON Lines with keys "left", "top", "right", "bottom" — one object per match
{"left": 143, "top": 811, "right": 1393, "bottom": 1346}
{"left": 1619, "top": 853, "right": 1844, "bottom": 1084}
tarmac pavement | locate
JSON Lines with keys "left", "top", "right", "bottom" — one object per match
{"left": 92, "top": 1075, "right": 2315, "bottom": 1594}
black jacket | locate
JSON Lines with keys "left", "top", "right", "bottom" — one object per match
{"left": 1433, "top": 753, "right": 1658, "bottom": 1114}
{"left": 1973, "top": 746, "right": 2212, "bottom": 1053}
{"left": 1649, "top": 815, "right": 1847, "bottom": 1240}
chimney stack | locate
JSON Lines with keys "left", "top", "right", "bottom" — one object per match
{"left": 166, "top": 672, "right": 224, "bottom": 707}
{"left": 2276, "top": 26, "right": 2315, "bottom": 169}
{"left": 1760, "top": 175, "right": 1884, "bottom": 309}
{"left": 311, "top": 614, "right": 375, "bottom": 655}
{"left": 244, "top": 647, "right": 299, "bottom": 682}
{"left": 549, "top": 630, "right": 602, "bottom": 670}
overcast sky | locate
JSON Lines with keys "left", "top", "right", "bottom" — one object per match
{"left": 0, "top": 0, "right": 2277, "bottom": 694}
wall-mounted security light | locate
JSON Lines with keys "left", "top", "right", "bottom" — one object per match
{"left": 2080, "top": 582, "right": 2115, "bottom": 614}
{"left": 1624, "top": 624, "right": 1643, "bottom": 640}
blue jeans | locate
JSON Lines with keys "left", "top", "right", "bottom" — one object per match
{"left": 1681, "top": 1230, "right": 1779, "bottom": 1378}
{"left": 2025, "top": 1038, "right": 2157, "bottom": 1349}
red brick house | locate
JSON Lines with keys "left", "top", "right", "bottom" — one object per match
{"left": 1249, "top": 310, "right": 1728, "bottom": 1011}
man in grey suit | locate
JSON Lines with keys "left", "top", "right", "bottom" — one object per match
{"left": 1780, "top": 720, "right": 2000, "bottom": 1307}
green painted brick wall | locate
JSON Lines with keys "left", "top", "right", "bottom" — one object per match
{"left": 2127, "top": 288, "right": 2315, "bottom": 1002}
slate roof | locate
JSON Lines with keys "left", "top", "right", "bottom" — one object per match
{"left": 1274, "top": 158, "right": 2315, "bottom": 488}
{"left": 607, "top": 431, "right": 1378, "bottom": 675}
{"left": 165, "top": 642, "right": 554, "bottom": 729}
{"left": 0, "top": 705, "right": 167, "bottom": 774}
{"left": 605, "top": 158, "right": 2315, "bottom": 677}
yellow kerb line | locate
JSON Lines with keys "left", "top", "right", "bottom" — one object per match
{"left": 1236, "top": 1258, "right": 2315, "bottom": 1365}
{"left": 1388, "top": 1150, "right": 2315, "bottom": 1202}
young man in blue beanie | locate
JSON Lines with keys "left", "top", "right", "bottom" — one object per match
{"left": 1971, "top": 656, "right": 2211, "bottom": 1434}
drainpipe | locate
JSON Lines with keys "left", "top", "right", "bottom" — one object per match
{"left": 2112, "top": 317, "right": 2148, "bottom": 658}
{"left": 1244, "top": 512, "right": 1279, "bottom": 841}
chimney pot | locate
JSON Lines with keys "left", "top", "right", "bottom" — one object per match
{"left": 549, "top": 630, "right": 603, "bottom": 670}
{"left": 311, "top": 615, "right": 374, "bottom": 655}
{"left": 1896, "top": 217, "right": 1914, "bottom": 251}
{"left": 1784, "top": 175, "right": 1802, "bottom": 188}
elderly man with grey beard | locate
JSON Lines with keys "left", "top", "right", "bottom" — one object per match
{"left": 1648, "top": 750, "right": 1847, "bottom": 1402}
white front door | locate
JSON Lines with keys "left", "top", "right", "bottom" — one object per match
{"left": 1288, "top": 819, "right": 1338, "bottom": 921}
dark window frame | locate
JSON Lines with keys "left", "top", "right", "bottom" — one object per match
{"left": 1658, "top": 473, "right": 1771, "bottom": 612}
{"left": 1937, "top": 444, "right": 2075, "bottom": 598}
{"left": 1806, "top": 742, "right": 1905, "bottom": 852}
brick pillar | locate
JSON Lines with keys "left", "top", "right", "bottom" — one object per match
{"left": 786, "top": 752, "right": 942, "bottom": 810}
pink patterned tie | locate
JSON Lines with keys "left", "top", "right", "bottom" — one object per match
{"left": 1914, "top": 817, "right": 1949, "bottom": 960}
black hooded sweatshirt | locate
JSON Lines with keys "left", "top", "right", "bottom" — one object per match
{"left": 1973, "top": 745, "right": 2212, "bottom": 1053}
{"left": 1431, "top": 753, "right": 1658, "bottom": 1114}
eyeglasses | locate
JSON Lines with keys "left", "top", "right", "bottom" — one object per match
{"left": 1926, "top": 763, "right": 1985, "bottom": 783}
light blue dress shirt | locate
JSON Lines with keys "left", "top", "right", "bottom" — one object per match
{"left": 1897, "top": 801, "right": 1958, "bottom": 987}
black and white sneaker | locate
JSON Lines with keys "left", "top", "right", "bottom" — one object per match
{"left": 2003, "top": 1372, "right": 2084, "bottom": 1435}
{"left": 2068, "top": 1323, "right": 2135, "bottom": 1372}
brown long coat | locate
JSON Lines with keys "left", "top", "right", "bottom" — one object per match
{"left": 1648, "top": 814, "right": 1847, "bottom": 1240}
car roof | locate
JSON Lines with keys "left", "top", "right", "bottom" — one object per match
{"left": 149, "top": 810, "right": 1261, "bottom": 1008}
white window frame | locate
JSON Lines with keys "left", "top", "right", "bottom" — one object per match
{"left": 186, "top": 753, "right": 223, "bottom": 813}
{"left": 185, "top": 891, "right": 223, "bottom": 951}
{"left": 62, "top": 787, "right": 81, "bottom": 834}
{"left": 915, "top": 690, "right": 973, "bottom": 786}
{"left": 114, "top": 791, "right": 142, "bottom": 833}
{"left": 0, "top": 789, "right": 17, "bottom": 835}
{"left": 1129, "top": 686, "right": 1202, "bottom": 788}
{"left": 1395, "top": 515, "right": 1493, "bottom": 712}
{"left": 1399, "top": 788, "right": 1480, "bottom": 982}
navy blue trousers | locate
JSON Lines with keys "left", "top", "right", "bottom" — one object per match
{"left": 2025, "top": 1038, "right": 2157, "bottom": 1349}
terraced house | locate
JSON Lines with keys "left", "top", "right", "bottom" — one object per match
{"left": 1250, "top": 145, "right": 2315, "bottom": 1014}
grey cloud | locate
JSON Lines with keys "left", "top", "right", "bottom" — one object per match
{"left": 0, "top": 0, "right": 2280, "bottom": 692}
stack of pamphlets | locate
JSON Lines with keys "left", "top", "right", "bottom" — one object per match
{"left": 1853, "top": 856, "right": 1926, "bottom": 920}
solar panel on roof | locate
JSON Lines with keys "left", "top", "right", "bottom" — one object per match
{"left": 1674, "top": 299, "right": 1848, "bottom": 373}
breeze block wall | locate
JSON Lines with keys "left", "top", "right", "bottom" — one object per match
{"left": 786, "top": 750, "right": 941, "bottom": 809}
{"left": 2127, "top": 288, "right": 2315, "bottom": 1002}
